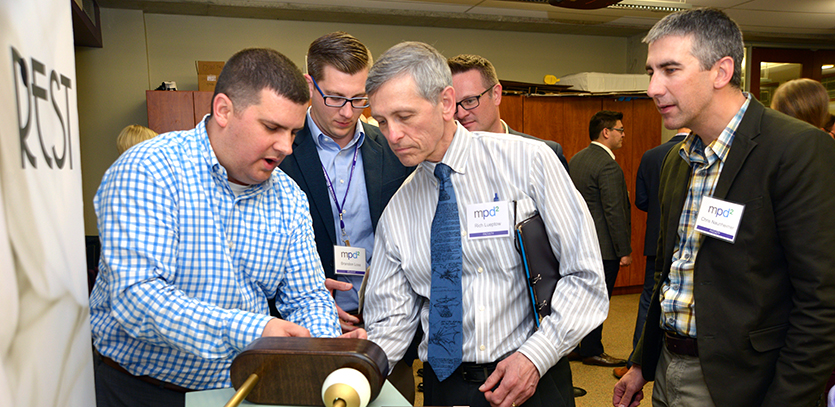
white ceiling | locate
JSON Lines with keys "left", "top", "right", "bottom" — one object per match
{"left": 97, "top": 0, "right": 835, "bottom": 46}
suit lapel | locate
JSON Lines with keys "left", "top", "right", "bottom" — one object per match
{"left": 712, "top": 100, "right": 761, "bottom": 201}
{"left": 360, "top": 122, "right": 384, "bottom": 231}
{"left": 293, "top": 124, "right": 337, "bottom": 244}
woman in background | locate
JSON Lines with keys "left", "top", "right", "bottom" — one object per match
{"left": 116, "top": 124, "right": 158, "bottom": 154}
{"left": 770, "top": 78, "right": 831, "bottom": 129}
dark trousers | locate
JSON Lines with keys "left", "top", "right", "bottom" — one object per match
{"left": 577, "top": 259, "right": 619, "bottom": 357}
{"left": 632, "top": 256, "right": 656, "bottom": 351}
{"left": 424, "top": 357, "right": 575, "bottom": 407}
{"left": 94, "top": 353, "right": 186, "bottom": 407}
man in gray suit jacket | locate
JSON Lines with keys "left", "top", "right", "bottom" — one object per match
{"left": 615, "top": 8, "right": 835, "bottom": 407}
{"left": 276, "top": 32, "right": 415, "bottom": 401}
{"left": 568, "top": 110, "right": 632, "bottom": 367}
{"left": 447, "top": 54, "right": 569, "bottom": 172}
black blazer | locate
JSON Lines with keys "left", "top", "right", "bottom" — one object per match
{"left": 568, "top": 143, "right": 631, "bottom": 260}
{"left": 507, "top": 127, "right": 569, "bottom": 173}
{"left": 278, "top": 120, "right": 414, "bottom": 279}
{"left": 634, "top": 134, "right": 686, "bottom": 257}
{"left": 634, "top": 99, "right": 835, "bottom": 406}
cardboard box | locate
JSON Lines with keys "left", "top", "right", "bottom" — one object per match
{"left": 196, "top": 61, "right": 225, "bottom": 92}
{"left": 558, "top": 72, "right": 649, "bottom": 93}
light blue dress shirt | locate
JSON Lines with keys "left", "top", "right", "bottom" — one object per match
{"left": 308, "top": 114, "right": 374, "bottom": 312}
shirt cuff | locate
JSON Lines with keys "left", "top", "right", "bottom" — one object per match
{"left": 517, "top": 331, "right": 559, "bottom": 377}
{"left": 228, "top": 312, "right": 274, "bottom": 352}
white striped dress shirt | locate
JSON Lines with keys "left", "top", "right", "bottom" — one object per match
{"left": 365, "top": 123, "right": 608, "bottom": 376}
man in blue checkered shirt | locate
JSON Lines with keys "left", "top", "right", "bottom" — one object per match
{"left": 90, "top": 48, "right": 366, "bottom": 407}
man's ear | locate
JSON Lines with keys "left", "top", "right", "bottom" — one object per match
{"left": 492, "top": 83, "right": 503, "bottom": 106}
{"left": 441, "top": 85, "right": 456, "bottom": 121}
{"left": 213, "top": 93, "right": 234, "bottom": 128}
{"left": 713, "top": 56, "right": 735, "bottom": 89}
{"left": 304, "top": 74, "right": 316, "bottom": 97}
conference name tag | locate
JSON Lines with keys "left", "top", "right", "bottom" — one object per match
{"left": 466, "top": 200, "right": 511, "bottom": 240}
{"left": 334, "top": 246, "right": 366, "bottom": 276}
{"left": 694, "top": 196, "right": 745, "bottom": 243}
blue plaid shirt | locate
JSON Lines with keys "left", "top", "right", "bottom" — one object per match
{"left": 90, "top": 118, "right": 340, "bottom": 390}
{"left": 659, "top": 94, "right": 752, "bottom": 337}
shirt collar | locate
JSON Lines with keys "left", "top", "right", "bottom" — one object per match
{"left": 680, "top": 93, "right": 752, "bottom": 166}
{"left": 591, "top": 140, "right": 616, "bottom": 160}
{"left": 422, "top": 122, "right": 470, "bottom": 178}
{"left": 308, "top": 108, "right": 366, "bottom": 151}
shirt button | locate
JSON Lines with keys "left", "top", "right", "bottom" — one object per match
{"left": 478, "top": 267, "right": 484, "bottom": 273}
{"left": 227, "top": 241, "right": 233, "bottom": 249}
{"left": 479, "top": 345, "right": 486, "bottom": 351}
{"left": 339, "top": 179, "right": 345, "bottom": 184}
{"left": 479, "top": 306, "right": 485, "bottom": 311}
{"left": 461, "top": 230, "right": 467, "bottom": 237}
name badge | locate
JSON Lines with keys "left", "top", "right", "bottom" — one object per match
{"left": 694, "top": 196, "right": 745, "bottom": 243}
{"left": 334, "top": 246, "right": 366, "bottom": 276}
{"left": 466, "top": 200, "right": 511, "bottom": 240}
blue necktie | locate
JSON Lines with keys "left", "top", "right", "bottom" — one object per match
{"left": 427, "top": 163, "right": 463, "bottom": 382}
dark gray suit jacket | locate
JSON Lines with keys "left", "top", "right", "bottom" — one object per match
{"left": 635, "top": 99, "right": 835, "bottom": 406}
{"left": 635, "top": 134, "right": 686, "bottom": 257}
{"left": 569, "top": 143, "right": 631, "bottom": 260}
{"left": 507, "top": 127, "right": 569, "bottom": 173}
{"left": 278, "top": 120, "right": 413, "bottom": 280}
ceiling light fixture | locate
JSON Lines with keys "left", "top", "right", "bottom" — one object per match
{"left": 608, "top": 0, "right": 691, "bottom": 12}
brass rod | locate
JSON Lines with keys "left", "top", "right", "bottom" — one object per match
{"left": 223, "top": 373, "right": 260, "bottom": 407}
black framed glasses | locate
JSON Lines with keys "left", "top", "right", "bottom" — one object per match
{"left": 310, "top": 76, "right": 370, "bottom": 109}
{"left": 610, "top": 127, "right": 625, "bottom": 133}
{"left": 456, "top": 86, "right": 493, "bottom": 111}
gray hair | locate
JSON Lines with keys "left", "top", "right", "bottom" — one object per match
{"left": 366, "top": 41, "right": 452, "bottom": 104}
{"left": 644, "top": 8, "right": 744, "bottom": 89}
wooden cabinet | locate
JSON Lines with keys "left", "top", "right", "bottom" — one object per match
{"left": 146, "top": 90, "right": 213, "bottom": 134}
{"left": 501, "top": 94, "right": 662, "bottom": 294}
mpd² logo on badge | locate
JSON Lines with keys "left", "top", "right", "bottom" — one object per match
{"left": 340, "top": 250, "right": 362, "bottom": 260}
{"left": 707, "top": 205, "right": 734, "bottom": 218}
{"left": 474, "top": 205, "right": 500, "bottom": 220}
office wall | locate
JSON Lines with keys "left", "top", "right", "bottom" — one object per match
{"left": 76, "top": 8, "right": 629, "bottom": 234}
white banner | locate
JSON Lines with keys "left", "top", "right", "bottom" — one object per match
{"left": 0, "top": 1, "right": 95, "bottom": 406}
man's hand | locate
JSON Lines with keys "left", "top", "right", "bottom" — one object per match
{"left": 480, "top": 352, "right": 540, "bottom": 407}
{"left": 324, "top": 278, "right": 362, "bottom": 332}
{"left": 620, "top": 255, "right": 633, "bottom": 267}
{"left": 261, "top": 318, "right": 311, "bottom": 337}
{"left": 339, "top": 328, "right": 367, "bottom": 339}
{"left": 612, "top": 365, "right": 647, "bottom": 407}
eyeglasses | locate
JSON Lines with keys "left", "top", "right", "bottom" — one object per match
{"left": 456, "top": 86, "right": 493, "bottom": 111}
{"left": 610, "top": 127, "right": 625, "bottom": 133}
{"left": 310, "top": 76, "right": 370, "bottom": 109}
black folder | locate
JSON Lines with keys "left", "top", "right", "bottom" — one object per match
{"left": 515, "top": 213, "right": 561, "bottom": 328}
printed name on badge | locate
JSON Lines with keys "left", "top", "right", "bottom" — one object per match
{"left": 334, "top": 246, "right": 366, "bottom": 276}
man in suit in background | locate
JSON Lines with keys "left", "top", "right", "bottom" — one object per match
{"left": 276, "top": 31, "right": 415, "bottom": 402}
{"left": 613, "top": 127, "right": 689, "bottom": 380}
{"left": 614, "top": 8, "right": 835, "bottom": 407}
{"left": 447, "top": 54, "right": 569, "bottom": 172}
{"left": 568, "top": 110, "right": 632, "bottom": 368}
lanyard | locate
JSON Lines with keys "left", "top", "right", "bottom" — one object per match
{"left": 321, "top": 143, "right": 361, "bottom": 246}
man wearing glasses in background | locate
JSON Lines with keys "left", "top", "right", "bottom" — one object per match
{"left": 448, "top": 54, "right": 569, "bottom": 172}
{"left": 276, "top": 32, "right": 415, "bottom": 401}
{"left": 567, "top": 110, "right": 632, "bottom": 368}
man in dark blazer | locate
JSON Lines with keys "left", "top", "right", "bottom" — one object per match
{"left": 614, "top": 128, "right": 689, "bottom": 379}
{"left": 614, "top": 8, "right": 835, "bottom": 407}
{"left": 447, "top": 54, "right": 569, "bottom": 172}
{"left": 568, "top": 110, "right": 632, "bottom": 368}
{"left": 276, "top": 32, "right": 415, "bottom": 401}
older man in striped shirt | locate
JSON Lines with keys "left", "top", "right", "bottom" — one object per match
{"left": 362, "top": 41, "right": 608, "bottom": 407}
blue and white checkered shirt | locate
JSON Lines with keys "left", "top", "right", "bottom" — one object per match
{"left": 90, "top": 118, "right": 340, "bottom": 390}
